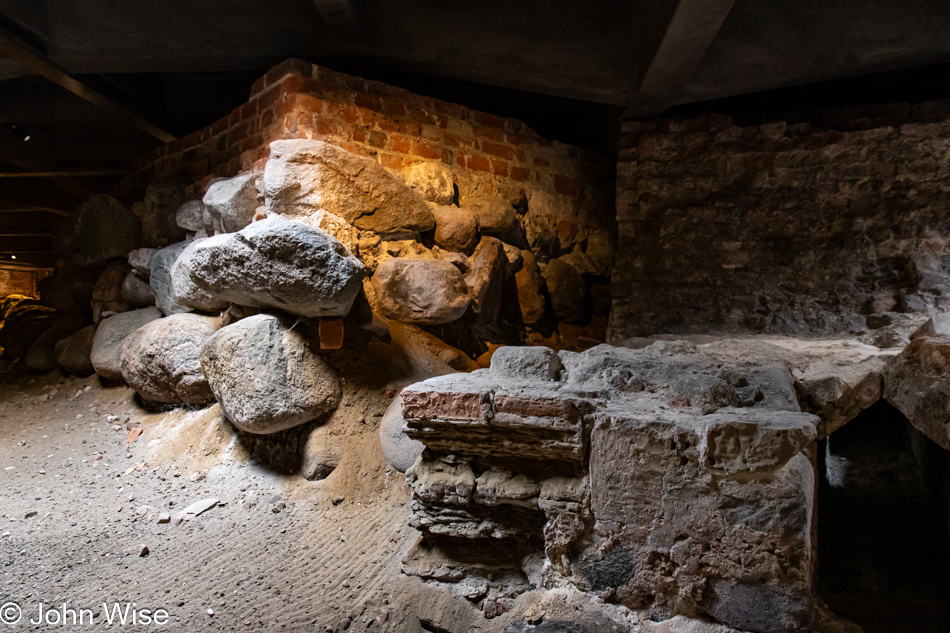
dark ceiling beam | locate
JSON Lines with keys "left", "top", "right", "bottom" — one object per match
{"left": 0, "top": 26, "right": 176, "bottom": 143}
{"left": 628, "top": 0, "right": 736, "bottom": 117}
{"left": 0, "top": 169, "right": 128, "bottom": 178}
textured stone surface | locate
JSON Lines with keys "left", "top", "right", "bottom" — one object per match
{"left": 76, "top": 194, "right": 140, "bottom": 262}
{"left": 431, "top": 205, "right": 478, "bottom": 253}
{"left": 542, "top": 258, "right": 586, "bottom": 323}
{"left": 373, "top": 257, "right": 471, "bottom": 325}
{"left": 490, "top": 346, "right": 563, "bottom": 382}
{"left": 464, "top": 236, "right": 506, "bottom": 324}
{"left": 401, "top": 342, "right": 818, "bottom": 631}
{"left": 120, "top": 272, "right": 156, "bottom": 308}
{"left": 55, "top": 324, "right": 97, "bottom": 376}
{"left": 90, "top": 307, "right": 163, "bottom": 381}
{"left": 884, "top": 335, "right": 950, "bottom": 449}
{"left": 128, "top": 248, "right": 157, "bottom": 277}
{"left": 175, "top": 200, "right": 207, "bottom": 232}
{"left": 200, "top": 314, "right": 342, "bottom": 434}
{"left": 120, "top": 313, "right": 220, "bottom": 405}
{"left": 91, "top": 262, "right": 131, "bottom": 323}
{"left": 141, "top": 177, "right": 188, "bottom": 247}
{"left": 514, "top": 250, "right": 545, "bottom": 325}
{"left": 379, "top": 397, "right": 425, "bottom": 473}
{"left": 401, "top": 161, "right": 455, "bottom": 205}
{"left": 611, "top": 114, "right": 950, "bottom": 341}
{"left": 264, "top": 139, "right": 434, "bottom": 233}
{"left": 172, "top": 217, "right": 363, "bottom": 318}
{"left": 203, "top": 173, "right": 261, "bottom": 234}
{"left": 148, "top": 241, "right": 193, "bottom": 315}
{"left": 460, "top": 195, "right": 515, "bottom": 234}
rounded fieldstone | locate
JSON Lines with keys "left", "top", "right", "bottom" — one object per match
{"left": 120, "top": 313, "right": 221, "bottom": 405}
{"left": 199, "top": 314, "right": 342, "bottom": 434}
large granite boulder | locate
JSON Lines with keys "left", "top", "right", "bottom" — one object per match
{"left": 203, "top": 173, "right": 261, "bottom": 234}
{"left": 149, "top": 241, "right": 192, "bottom": 315}
{"left": 372, "top": 258, "right": 470, "bottom": 325}
{"left": 55, "top": 324, "right": 97, "bottom": 376}
{"left": 120, "top": 313, "right": 220, "bottom": 405}
{"left": 171, "top": 216, "right": 363, "bottom": 318}
{"left": 90, "top": 307, "right": 163, "bottom": 380}
{"left": 263, "top": 139, "right": 434, "bottom": 234}
{"left": 199, "top": 314, "right": 342, "bottom": 434}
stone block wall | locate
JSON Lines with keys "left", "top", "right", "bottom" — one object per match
{"left": 609, "top": 104, "right": 950, "bottom": 342}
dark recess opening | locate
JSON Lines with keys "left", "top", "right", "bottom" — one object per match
{"left": 817, "top": 399, "right": 950, "bottom": 633}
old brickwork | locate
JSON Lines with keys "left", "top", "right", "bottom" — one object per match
{"left": 115, "top": 59, "right": 612, "bottom": 273}
{"left": 610, "top": 105, "right": 950, "bottom": 342}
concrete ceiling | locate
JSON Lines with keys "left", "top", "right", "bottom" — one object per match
{"left": 2, "top": 0, "right": 950, "bottom": 267}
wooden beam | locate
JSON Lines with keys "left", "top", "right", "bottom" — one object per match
{"left": 0, "top": 27, "right": 176, "bottom": 143}
{"left": 0, "top": 169, "right": 129, "bottom": 178}
{"left": 0, "top": 201, "right": 69, "bottom": 216}
{"left": 629, "top": 0, "right": 737, "bottom": 117}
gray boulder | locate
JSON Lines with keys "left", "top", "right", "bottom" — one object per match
{"left": 203, "top": 173, "right": 260, "bottom": 234}
{"left": 172, "top": 216, "right": 363, "bottom": 318}
{"left": 120, "top": 313, "right": 220, "bottom": 405}
{"left": 264, "top": 139, "right": 434, "bottom": 234}
{"left": 175, "top": 200, "right": 207, "bottom": 232}
{"left": 490, "top": 346, "right": 564, "bottom": 382}
{"left": 77, "top": 194, "right": 140, "bottom": 262}
{"left": 167, "top": 239, "right": 230, "bottom": 313}
{"left": 120, "top": 272, "right": 156, "bottom": 308}
{"left": 127, "top": 247, "right": 157, "bottom": 277}
{"left": 149, "top": 241, "right": 192, "bottom": 315}
{"left": 200, "top": 314, "right": 342, "bottom": 434}
{"left": 90, "top": 307, "right": 163, "bottom": 380}
{"left": 372, "top": 258, "right": 471, "bottom": 325}
{"left": 55, "top": 325, "right": 97, "bottom": 376}
{"left": 380, "top": 397, "right": 424, "bottom": 473}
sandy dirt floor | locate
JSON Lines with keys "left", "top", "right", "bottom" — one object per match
{"left": 0, "top": 361, "right": 474, "bottom": 632}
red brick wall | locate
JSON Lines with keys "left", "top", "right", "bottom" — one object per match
{"left": 0, "top": 266, "right": 51, "bottom": 298}
{"left": 114, "top": 58, "right": 609, "bottom": 219}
